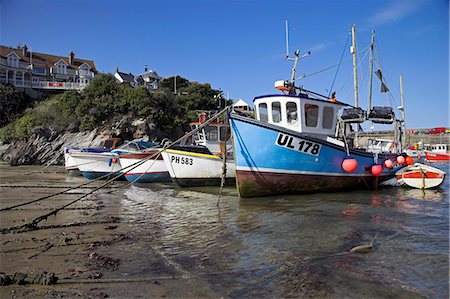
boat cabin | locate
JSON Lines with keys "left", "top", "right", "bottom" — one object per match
{"left": 424, "top": 143, "right": 449, "bottom": 154}
{"left": 190, "top": 121, "right": 232, "bottom": 154}
{"left": 254, "top": 94, "right": 346, "bottom": 136}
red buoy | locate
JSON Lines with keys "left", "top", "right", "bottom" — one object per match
{"left": 342, "top": 158, "right": 358, "bottom": 173}
{"left": 383, "top": 159, "right": 394, "bottom": 169}
{"left": 371, "top": 164, "right": 383, "bottom": 176}
{"left": 396, "top": 156, "right": 405, "bottom": 164}
{"left": 405, "top": 156, "right": 414, "bottom": 165}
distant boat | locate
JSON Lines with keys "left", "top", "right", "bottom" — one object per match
{"left": 424, "top": 144, "right": 450, "bottom": 161}
{"left": 396, "top": 163, "right": 446, "bottom": 189}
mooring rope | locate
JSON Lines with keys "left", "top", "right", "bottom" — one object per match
{"left": 0, "top": 107, "right": 232, "bottom": 233}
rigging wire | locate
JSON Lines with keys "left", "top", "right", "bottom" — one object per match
{"left": 328, "top": 32, "right": 351, "bottom": 98}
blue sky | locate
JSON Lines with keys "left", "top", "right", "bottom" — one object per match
{"left": 1, "top": 0, "right": 448, "bottom": 129}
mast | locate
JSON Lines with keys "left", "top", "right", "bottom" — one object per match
{"left": 351, "top": 25, "right": 360, "bottom": 146}
{"left": 368, "top": 30, "right": 375, "bottom": 111}
{"left": 400, "top": 74, "right": 407, "bottom": 149}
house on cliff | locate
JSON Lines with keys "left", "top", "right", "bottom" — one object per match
{"left": 0, "top": 44, "right": 98, "bottom": 91}
{"left": 114, "top": 65, "right": 161, "bottom": 90}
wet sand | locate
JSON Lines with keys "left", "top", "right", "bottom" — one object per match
{"left": 0, "top": 166, "right": 217, "bottom": 298}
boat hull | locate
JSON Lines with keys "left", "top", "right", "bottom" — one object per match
{"left": 161, "top": 149, "right": 236, "bottom": 187}
{"left": 71, "top": 152, "right": 124, "bottom": 180}
{"left": 236, "top": 169, "right": 392, "bottom": 197}
{"left": 119, "top": 152, "right": 171, "bottom": 183}
{"left": 425, "top": 151, "right": 450, "bottom": 161}
{"left": 230, "top": 114, "right": 402, "bottom": 198}
{"left": 396, "top": 164, "right": 446, "bottom": 189}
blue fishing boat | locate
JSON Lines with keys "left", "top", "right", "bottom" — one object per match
{"left": 229, "top": 26, "right": 407, "bottom": 198}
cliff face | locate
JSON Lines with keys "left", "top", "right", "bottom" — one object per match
{"left": 0, "top": 128, "right": 110, "bottom": 166}
{"left": 0, "top": 116, "right": 186, "bottom": 166}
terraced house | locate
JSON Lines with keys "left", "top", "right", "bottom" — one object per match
{"left": 0, "top": 44, "right": 98, "bottom": 91}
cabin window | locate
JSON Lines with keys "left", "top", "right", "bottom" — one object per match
{"left": 258, "top": 103, "right": 268, "bottom": 122}
{"left": 220, "top": 126, "right": 229, "bottom": 141}
{"left": 304, "top": 104, "right": 319, "bottom": 127}
{"left": 286, "top": 102, "right": 298, "bottom": 124}
{"left": 272, "top": 102, "right": 281, "bottom": 123}
{"left": 322, "top": 107, "right": 334, "bottom": 129}
{"left": 204, "top": 126, "right": 218, "bottom": 141}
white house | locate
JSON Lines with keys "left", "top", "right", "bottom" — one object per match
{"left": 0, "top": 44, "right": 97, "bottom": 90}
{"left": 233, "top": 98, "right": 252, "bottom": 112}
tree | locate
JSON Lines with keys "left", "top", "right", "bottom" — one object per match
{"left": 0, "top": 84, "right": 32, "bottom": 127}
{"left": 160, "top": 76, "right": 190, "bottom": 93}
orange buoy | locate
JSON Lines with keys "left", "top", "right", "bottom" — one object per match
{"left": 371, "top": 164, "right": 383, "bottom": 176}
{"left": 342, "top": 158, "right": 358, "bottom": 173}
{"left": 383, "top": 159, "right": 394, "bottom": 169}
{"left": 405, "top": 156, "right": 414, "bottom": 165}
{"left": 396, "top": 156, "right": 405, "bottom": 164}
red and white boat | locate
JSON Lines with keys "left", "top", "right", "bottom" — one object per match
{"left": 396, "top": 163, "right": 446, "bottom": 189}
{"left": 424, "top": 144, "right": 450, "bottom": 161}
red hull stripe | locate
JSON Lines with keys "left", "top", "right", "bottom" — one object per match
{"left": 398, "top": 172, "right": 443, "bottom": 179}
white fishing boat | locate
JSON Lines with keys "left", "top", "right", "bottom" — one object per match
{"left": 161, "top": 148, "right": 235, "bottom": 187}
{"left": 64, "top": 137, "right": 121, "bottom": 172}
{"left": 71, "top": 140, "right": 155, "bottom": 180}
{"left": 395, "top": 163, "right": 446, "bottom": 189}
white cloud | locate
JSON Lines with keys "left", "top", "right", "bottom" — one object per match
{"left": 307, "top": 42, "right": 332, "bottom": 54}
{"left": 368, "top": 0, "right": 425, "bottom": 25}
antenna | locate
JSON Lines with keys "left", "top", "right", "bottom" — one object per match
{"left": 285, "top": 20, "right": 289, "bottom": 58}
{"left": 284, "top": 20, "right": 310, "bottom": 85}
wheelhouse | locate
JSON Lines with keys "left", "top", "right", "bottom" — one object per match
{"left": 189, "top": 121, "right": 232, "bottom": 155}
{"left": 254, "top": 94, "right": 346, "bottom": 136}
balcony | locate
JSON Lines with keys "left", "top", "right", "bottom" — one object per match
{"left": 0, "top": 78, "right": 88, "bottom": 91}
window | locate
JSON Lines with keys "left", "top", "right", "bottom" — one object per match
{"left": 304, "top": 104, "right": 319, "bottom": 127}
{"left": 272, "top": 102, "right": 281, "bottom": 123}
{"left": 56, "top": 62, "right": 67, "bottom": 74}
{"left": 322, "top": 107, "right": 334, "bottom": 129}
{"left": 33, "top": 67, "right": 46, "bottom": 75}
{"left": 286, "top": 102, "right": 298, "bottom": 124}
{"left": 7, "top": 55, "right": 19, "bottom": 67}
{"left": 258, "top": 103, "right": 268, "bottom": 122}
{"left": 204, "top": 126, "right": 218, "bottom": 141}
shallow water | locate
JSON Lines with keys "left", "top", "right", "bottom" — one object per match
{"left": 1, "top": 163, "right": 448, "bottom": 298}
{"left": 117, "top": 163, "right": 449, "bottom": 298}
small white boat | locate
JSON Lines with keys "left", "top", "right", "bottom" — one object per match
{"left": 119, "top": 149, "right": 171, "bottom": 183}
{"left": 161, "top": 148, "right": 236, "bottom": 187}
{"left": 395, "top": 163, "right": 446, "bottom": 189}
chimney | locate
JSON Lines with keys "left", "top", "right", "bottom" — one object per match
{"left": 144, "top": 64, "right": 148, "bottom": 72}
{"left": 22, "top": 44, "right": 28, "bottom": 56}
{"left": 69, "top": 51, "right": 75, "bottom": 65}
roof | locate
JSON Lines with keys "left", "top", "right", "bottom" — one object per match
{"left": 233, "top": 99, "right": 249, "bottom": 107}
{"left": 0, "top": 45, "right": 97, "bottom": 71}
{"left": 140, "top": 70, "right": 161, "bottom": 79}
{"left": 116, "top": 71, "right": 136, "bottom": 83}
